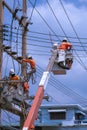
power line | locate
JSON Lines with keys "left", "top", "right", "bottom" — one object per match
{"left": 28, "top": 0, "right": 61, "bottom": 41}
{"left": 59, "top": 0, "right": 87, "bottom": 54}
{"left": 46, "top": 0, "right": 69, "bottom": 40}
{"left": 28, "top": 0, "right": 37, "bottom": 21}
{"left": 2, "top": 26, "right": 87, "bottom": 45}
{"left": 59, "top": 0, "right": 87, "bottom": 70}
{"left": 37, "top": 65, "right": 87, "bottom": 106}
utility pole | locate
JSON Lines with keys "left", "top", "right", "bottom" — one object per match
{"left": 0, "top": 0, "right": 33, "bottom": 129}
{"left": 20, "top": 0, "right": 27, "bottom": 128}
{"left": 1, "top": 0, "right": 28, "bottom": 128}
{"left": 21, "top": 0, "right": 27, "bottom": 77}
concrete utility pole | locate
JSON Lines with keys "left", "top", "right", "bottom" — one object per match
{"left": 1, "top": 0, "right": 28, "bottom": 128}
{"left": 0, "top": 0, "right": 4, "bottom": 125}
{"left": 20, "top": 0, "right": 27, "bottom": 128}
{"left": 21, "top": 0, "right": 27, "bottom": 77}
{"left": 1, "top": 0, "right": 30, "bottom": 129}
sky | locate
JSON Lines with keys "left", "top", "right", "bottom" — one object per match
{"left": 3, "top": 0, "right": 87, "bottom": 106}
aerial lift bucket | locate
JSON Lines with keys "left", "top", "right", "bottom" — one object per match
{"left": 52, "top": 62, "right": 66, "bottom": 75}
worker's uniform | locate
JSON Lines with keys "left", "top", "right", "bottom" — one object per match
{"left": 22, "top": 59, "right": 36, "bottom": 72}
{"left": 9, "top": 75, "right": 20, "bottom": 88}
{"left": 57, "top": 42, "right": 72, "bottom": 69}
{"left": 58, "top": 42, "right": 72, "bottom": 50}
{"left": 22, "top": 58, "right": 36, "bottom": 81}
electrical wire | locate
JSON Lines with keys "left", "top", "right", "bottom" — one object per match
{"left": 59, "top": 0, "right": 87, "bottom": 70}
{"left": 37, "top": 65, "right": 87, "bottom": 106}
{"left": 59, "top": 0, "right": 87, "bottom": 54}
{"left": 2, "top": 25, "right": 87, "bottom": 46}
{"left": 28, "top": 0, "right": 37, "bottom": 21}
{"left": 28, "top": 0, "right": 61, "bottom": 41}
{"left": 46, "top": 0, "right": 69, "bottom": 41}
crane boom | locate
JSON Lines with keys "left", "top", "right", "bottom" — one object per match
{"left": 23, "top": 41, "right": 73, "bottom": 130}
{"left": 22, "top": 49, "right": 58, "bottom": 130}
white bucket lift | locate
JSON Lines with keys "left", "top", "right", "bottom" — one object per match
{"left": 52, "top": 62, "right": 66, "bottom": 75}
{"left": 52, "top": 44, "right": 73, "bottom": 75}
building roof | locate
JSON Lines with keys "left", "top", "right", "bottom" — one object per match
{"left": 40, "top": 104, "right": 87, "bottom": 112}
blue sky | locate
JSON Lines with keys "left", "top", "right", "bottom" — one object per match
{"left": 3, "top": 0, "right": 87, "bottom": 106}
{"left": 64, "top": 0, "right": 87, "bottom": 7}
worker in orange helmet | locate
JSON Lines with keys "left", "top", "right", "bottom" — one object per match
{"left": 9, "top": 69, "right": 20, "bottom": 88}
{"left": 22, "top": 55, "right": 36, "bottom": 81}
{"left": 57, "top": 38, "right": 73, "bottom": 70}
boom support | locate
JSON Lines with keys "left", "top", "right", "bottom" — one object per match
{"left": 23, "top": 42, "right": 73, "bottom": 130}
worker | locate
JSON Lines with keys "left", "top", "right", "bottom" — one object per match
{"left": 22, "top": 55, "right": 36, "bottom": 81}
{"left": 9, "top": 69, "right": 20, "bottom": 88}
{"left": 58, "top": 38, "right": 72, "bottom": 50}
{"left": 57, "top": 38, "right": 73, "bottom": 69}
